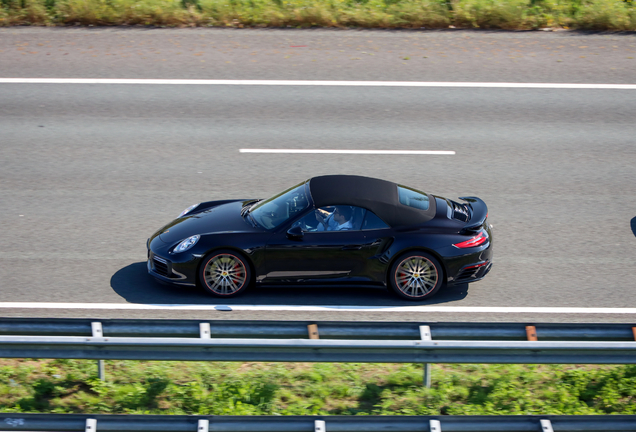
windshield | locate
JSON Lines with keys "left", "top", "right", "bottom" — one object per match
{"left": 249, "top": 181, "right": 310, "bottom": 229}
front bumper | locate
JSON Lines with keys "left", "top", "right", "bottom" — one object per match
{"left": 147, "top": 250, "right": 197, "bottom": 287}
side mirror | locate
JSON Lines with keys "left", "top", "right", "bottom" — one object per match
{"left": 286, "top": 225, "right": 304, "bottom": 240}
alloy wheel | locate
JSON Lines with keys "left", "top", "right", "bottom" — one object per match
{"left": 394, "top": 256, "right": 438, "bottom": 297}
{"left": 203, "top": 253, "right": 247, "bottom": 295}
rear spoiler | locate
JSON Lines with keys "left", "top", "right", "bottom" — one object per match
{"left": 458, "top": 196, "right": 488, "bottom": 234}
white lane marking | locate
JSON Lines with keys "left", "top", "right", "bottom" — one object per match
{"left": 240, "top": 149, "right": 455, "bottom": 155}
{"left": 0, "top": 303, "right": 635, "bottom": 314}
{"left": 1, "top": 78, "right": 636, "bottom": 89}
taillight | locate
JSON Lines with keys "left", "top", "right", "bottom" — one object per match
{"left": 453, "top": 231, "right": 488, "bottom": 248}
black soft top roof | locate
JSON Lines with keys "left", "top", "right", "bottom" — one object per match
{"left": 308, "top": 175, "right": 436, "bottom": 227}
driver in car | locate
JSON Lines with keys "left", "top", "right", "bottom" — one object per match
{"left": 316, "top": 206, "right": 353, "bottom": 231}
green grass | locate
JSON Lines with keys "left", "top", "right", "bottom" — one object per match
{"left": 1, "top": 359, "right": 635, "bottom": 414}
{"left": 1, "top": 0, "right": 636, "bottom": 29}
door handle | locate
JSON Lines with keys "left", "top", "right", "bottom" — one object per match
{"left": 342, "top": 245, "right": 363, "bottom": 250}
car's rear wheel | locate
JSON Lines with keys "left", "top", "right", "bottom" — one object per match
{"left": 199, "top": 250, "right": 252, "bottom": 297}
{"left": 389, "top": 252, "right": 443, "bottom": 300}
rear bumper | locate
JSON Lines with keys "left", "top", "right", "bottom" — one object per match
{"left": 444, "top": 230, "right": 494, "bottom": 285}
{"left": 453, "top": 260, "right": 493, "bottom": 284}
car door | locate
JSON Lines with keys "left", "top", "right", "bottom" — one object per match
{"left": 261, "top": 206, "right": 388, "bottom": 284}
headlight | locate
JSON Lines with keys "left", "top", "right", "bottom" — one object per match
{"left": 172, "top": 235, "right": 200, "bottom": 254}
{"left": 179, "top": 203, "right": 200, "bottom": 218}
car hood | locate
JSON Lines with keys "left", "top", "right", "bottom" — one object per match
{"left": 156, "top": 201, "right": 261, "bottom": 244}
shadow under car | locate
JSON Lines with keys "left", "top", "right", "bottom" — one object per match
{"left": 111, "top": 261, "right": 470, "bottom": 306}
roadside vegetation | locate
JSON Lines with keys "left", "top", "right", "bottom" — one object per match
{"left": 1, "top": 359, "right": 635, "bottom": 414}
{"left": 1, "top": 0, "right": 636, "bottom": 30}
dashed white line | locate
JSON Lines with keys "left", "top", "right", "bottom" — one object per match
{"left": 239, "top": 149, "right": 455, "bottom": 155}
{"left": 1, "top": 78, "right": 636, "bottom": 89}
{"left": 0, "top": 303, "right": 634, "bottom": 314}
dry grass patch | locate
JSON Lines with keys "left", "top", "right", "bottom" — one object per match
{"left": 1, "top": 0, "right": 636, "bottom": 28}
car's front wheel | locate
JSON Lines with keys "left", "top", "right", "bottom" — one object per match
{"left": 199, "top": 250, "right": 252, "bottom": 297}
{"left": 389, "top": 252, "right": 443, "bottom": 300}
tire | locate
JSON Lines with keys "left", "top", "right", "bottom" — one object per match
{"left": 198, "top": 250, "right": 252, "bottom": 297}
{"left": 389, "top": 251, "right": 443, "bottom": 301}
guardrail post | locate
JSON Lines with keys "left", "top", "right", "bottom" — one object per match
{"left": 85, "top": 418, "right": 97, "bottom": 432}
{"left": 314, "top": 420, "right": 326, "bottom": 432}
{"left": 97, "top": 360, "right": 105, "bottom": 382}
{"left": 420, "top": 325, "right": 432, "bottom": 388}
{"left": 526, "top": 326, "right": 538, "bottom": 341}
{"left": 540, "top": 419, "right": 554, "bottom": 432}
{"left": 91, "top": 322, "right": 105, "bottom": 381}
{"left": 429, "top": 419, "right": 441, "bottom": 432}
{"left": 423, "top": 363, "right": 431, "bottom": 388}
{"left": 197, "top": 419, "right": 209, "bottom": 431}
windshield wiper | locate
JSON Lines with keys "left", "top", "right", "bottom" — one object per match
{"left": 241, "top": 199, "right": 260, "bottom": 217}
{"left": 243, "top": 199, "right": 263, "bottom": 215}
{"left": 242, "top": 198, "right": 259, "bottom": 208}
{"left": 245, "top": 212, "right": 258, "bottom": 227}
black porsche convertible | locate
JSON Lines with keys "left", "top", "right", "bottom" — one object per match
{"left": 147, "top": 175, "right": 493, "bottom": 300}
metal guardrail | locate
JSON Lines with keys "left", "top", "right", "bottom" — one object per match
{"left": 1, "top": 318, "right": 635, "bottom": 341}
{"left": 1, "top": 335, "right": 635, "bottom": 364}
{"left": 1, "top": 322, "right": 635, "bottom": 429}
{"left": 0, "top": 318, "right": 634, "bottom": 364}
{"left": 1, "top": 414, "right": 636, "bottom": 432}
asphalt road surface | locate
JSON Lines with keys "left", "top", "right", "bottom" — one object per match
{"left": 2, "top": 27, "right": 636, "bottom": 82}
{"left": 1, "top": 28, "right": 635, "bottom": 323}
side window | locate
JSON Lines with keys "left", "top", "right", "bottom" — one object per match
{"left": 293, "top": 207, "right": 332, "bottom": 232}
{"left": 361, "top": 210, "right": 390, "bottom": 230}
{"left": 398, "top": 185, "right": 430, "bottom": 210}
{"left": 293, "top": 206, "right": 367, "bottom": 232}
